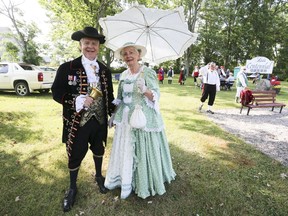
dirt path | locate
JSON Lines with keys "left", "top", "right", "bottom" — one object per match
{"left": 206, "top": 108, "right": 288, "bottom": 166}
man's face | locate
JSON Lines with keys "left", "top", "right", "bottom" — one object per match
{"left": 210, "top": 64, "right": 216, "bottom": 70}
{"left": 80, "top": 37, "right": 100, "bottom": 60}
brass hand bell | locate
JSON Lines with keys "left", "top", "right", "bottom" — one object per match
{"left": 90, "top": 86, "right": 103, "bottom": 99}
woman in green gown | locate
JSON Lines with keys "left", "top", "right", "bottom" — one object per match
{"left": 104, "top": 42, "right": 176, "bottom": 199}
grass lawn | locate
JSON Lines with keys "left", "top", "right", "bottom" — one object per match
{"left": 1, "top": 76, "right": 288, "bottom": 216}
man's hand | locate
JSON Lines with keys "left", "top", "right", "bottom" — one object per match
{"left": 84, "top": 96, "right": 94, "bottom": 108}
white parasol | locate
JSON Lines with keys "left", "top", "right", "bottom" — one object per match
{"left": 99, "top": 5, "right": 198, "bottom": 64}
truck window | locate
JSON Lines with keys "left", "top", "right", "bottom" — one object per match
{"left": 0, "top": 64, "right": 8, "bottom": 73}
{"left": 20, "top": 65, "right": 32, "bottom": 70}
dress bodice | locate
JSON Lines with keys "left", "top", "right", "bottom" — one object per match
{"left": 113, "top": 66, "right": 164, "bottom": 131}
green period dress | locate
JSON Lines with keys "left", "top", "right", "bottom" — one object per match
{"left": 104, "top": 65, "right": 176, "bottom": 199}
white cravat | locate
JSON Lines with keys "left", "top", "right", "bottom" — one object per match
{"left": 76, "top": 56, "right": 100, "bottom": 112}
{"left": 81, "top": 56, "right": 100, "bottom": 83}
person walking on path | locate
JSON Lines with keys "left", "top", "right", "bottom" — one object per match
{"left": 51, "top": 27, "right": 115, "bottom": 212}
{"left": 199, "top": 62, "right": 220, "bottom": 114}
{"left": 104, "top": 42, "right": 176, "bottom": 199}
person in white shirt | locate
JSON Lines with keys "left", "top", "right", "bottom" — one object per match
{"left": 198, "top": 62, "right": 220, "bottom": 114}
{"left": 198, "top": 63, "right": 210, "bottom": 89}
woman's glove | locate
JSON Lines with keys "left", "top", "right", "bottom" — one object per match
{"left": 108, "top": 113, "right": 115, "bottom": 128}
{"left": 136, "top": 78, "right": 147, "bottom": 94}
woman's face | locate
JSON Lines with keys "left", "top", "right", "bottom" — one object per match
{"left": 121, "top": 46, "right": 140, "bottom": 67}
{"left": 80, "top": 37, "right": 100, "bottom": 60}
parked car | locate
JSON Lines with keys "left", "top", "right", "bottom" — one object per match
{"left": 0, "top": 62, "right": 56, "bottom": 96}
{"left": 39, "top": 66, "right": 57, "bottom": 72}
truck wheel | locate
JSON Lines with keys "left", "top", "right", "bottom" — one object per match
{"left": 15, "top": 82, "right": 30, "bottom": 96}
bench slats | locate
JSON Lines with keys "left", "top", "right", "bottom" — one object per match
{"left": 247, "top": 103, "right": 285, "bottom": 108}
{"left": 255, "top": 99, "right": 275, "bottom": 104}
{"left": 240, "top": 90, "right": 286, "bottom": 115}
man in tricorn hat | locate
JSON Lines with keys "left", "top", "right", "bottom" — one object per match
{"left": 52, "top": 26, "right": 115, "bottom": 212}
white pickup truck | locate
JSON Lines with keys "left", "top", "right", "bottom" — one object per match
{"left": 0, "top": 62, "right": 56, "bottom": 96}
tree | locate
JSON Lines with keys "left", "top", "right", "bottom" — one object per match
{"left": 1, "top": 41, "right": 19, "bottom": 61}
{"left": 196, "top": 0, "right": 288, "bottom": 76}
{"left": 179, "top": 0, "right": 203, "bottom": 72}
{"left": 38, "top": 0, "right": 288, "bottom": 80}
{"left": 274, "top": 10, "right": 288, "bottom": 79}
{"left": 18, "top": 22, "right": 43, "bottom": 64}
{"left": 39, "top": 0, "right": 122, "bottom": 67}
{"left": 0, "top": 0, "right": 43, "bottom": 64}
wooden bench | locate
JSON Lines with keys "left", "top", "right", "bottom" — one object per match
{"left": 240, "top": 90, "right": 286, "bottom": 115}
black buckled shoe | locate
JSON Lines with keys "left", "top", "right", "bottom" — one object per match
{"left": 63, "top": 188, "right": 77, "bottom": 212}
{"left": 95, "top": 176, "right": 108, "bottom": 194}
{"left": 206, "top": 110, "right": 215, "bottom": 114}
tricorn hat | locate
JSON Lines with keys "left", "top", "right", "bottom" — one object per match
{"left": 71, "top": 26, "right": 105, "bottom": 44}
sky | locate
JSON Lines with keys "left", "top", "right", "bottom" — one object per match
{"left": 0, "top": 0, "right": 51, "bottom": 42}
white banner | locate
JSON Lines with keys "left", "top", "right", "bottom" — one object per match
{"left": 245, "top": 56, "right": 274, "bottom": 74}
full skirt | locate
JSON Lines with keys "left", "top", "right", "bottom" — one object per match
{"left": 105, "top": 125, "right": 176, "bottom": 199}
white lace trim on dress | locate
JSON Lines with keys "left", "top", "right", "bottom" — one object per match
{"left": 144, "top": 90, "right": 160, "bottom": 113}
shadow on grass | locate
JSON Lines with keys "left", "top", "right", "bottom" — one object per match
{"left": 1, "top": 101, "right": 288, "bottom": 215}
{"left": 1, "top": 134, "right": 288, "bottom": 215}
{"left": 0, "top": 111, "right": 44, "bottom": 143}
{"left": 0, "top": 148, "right": 68, "bottom": 215}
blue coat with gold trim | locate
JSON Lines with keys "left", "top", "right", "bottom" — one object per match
{"left": 51, "top": 56, "right": 115, "bottom": 145}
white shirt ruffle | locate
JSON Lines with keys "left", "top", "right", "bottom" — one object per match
{"left": 75, "top": 56, "right": 100, "bottom": 113}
